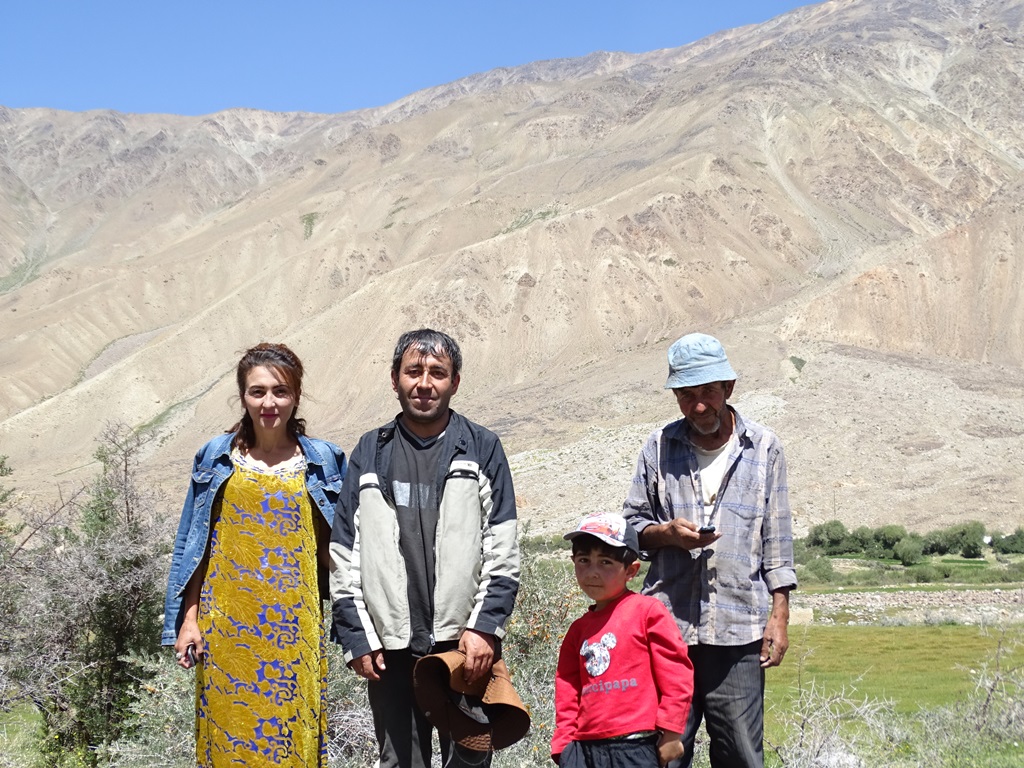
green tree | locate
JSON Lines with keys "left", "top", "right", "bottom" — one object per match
{"left": 923, "top": 522, "right": 986, "bottom": 558}
{"left": 873, "top": 524, "right": 907, "bottom": 556}
{"left": 992, "top": 528, "right": 1024, "bottom": 554}
{"left": 893, "top": 535, "right": 924, "bottom": 566}
{"left": 808, "top": 520, "right": 850, "bottom": 555}
{"left": 849, "top": 526, "right": 878, "bottom": 556}
{"left": 923, "top": 528, "right": 951, "bottom": 555}
{"left": 945, "top": 521, "right": 986, "bottom": 559}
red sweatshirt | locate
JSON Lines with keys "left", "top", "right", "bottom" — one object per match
{"left": 551, "top": 590, "right": 694, "bottom": 759}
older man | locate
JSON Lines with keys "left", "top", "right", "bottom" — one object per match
{"left": 330, "top": 328, "right": 520, "bottom": 768}
{"left": 624, "top": 333, "right": 796, "bottom": 768}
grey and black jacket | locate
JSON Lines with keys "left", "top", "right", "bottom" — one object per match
{"left": 329, "top": 411, "right": 519, "bottom": 662}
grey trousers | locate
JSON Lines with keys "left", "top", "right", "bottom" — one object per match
{"left": 367, "top": 648, "right": 492, "bottom": 768}
{"left": 677, "top": 641, "right": 765, "bottom": 768}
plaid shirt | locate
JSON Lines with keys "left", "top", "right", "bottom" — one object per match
{"left": 624, "top": 407, "right": 797, "bottom": 647}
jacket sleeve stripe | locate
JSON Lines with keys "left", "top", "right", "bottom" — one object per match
{"left": 329, "top": 445, "right": 382, "bottom": 660}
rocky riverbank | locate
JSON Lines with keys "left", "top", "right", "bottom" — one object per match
{"left": 790, "top": 586, "right": 1024, "bottom": 627}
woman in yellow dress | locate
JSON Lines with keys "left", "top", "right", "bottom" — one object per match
{"left": 162, "top": 343, "right": 346, "bottom": 767}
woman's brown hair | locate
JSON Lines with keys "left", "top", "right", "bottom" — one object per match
{"left": 228, "top": 342, "right": 307, "bottom": 450}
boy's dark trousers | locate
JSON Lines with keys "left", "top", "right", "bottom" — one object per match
{"left": 559, "top": 734, "right": 659, "bottom": 768}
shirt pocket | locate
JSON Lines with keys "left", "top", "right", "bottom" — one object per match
{"left": 190, "top": 468, "right": 216, "bottom": 510}
{"left": 322, "top": 471, "right": 343, "bottom": 498}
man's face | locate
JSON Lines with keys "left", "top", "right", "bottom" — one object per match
{"left": 391, "top": 348, "right": 460, "bottom": 434}
{"left": 673, "top": 380, "right": 734, "bottom": 435}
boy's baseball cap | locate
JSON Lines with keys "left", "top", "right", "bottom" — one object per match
{"left": 665, "top": 332, "right": 737, "bottom": 389}
{"left": 563, "top": 512, "right": 639, "bottom": 556}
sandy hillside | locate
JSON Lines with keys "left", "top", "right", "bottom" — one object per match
{"left": 1, "top": 0, "right": 1023, "bottom": 536}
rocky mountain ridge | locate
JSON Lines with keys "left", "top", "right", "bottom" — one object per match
{"left": 2, "top": 0, "right": 1023, "bottom": 536}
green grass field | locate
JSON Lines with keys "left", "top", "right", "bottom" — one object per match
{"left": 767, "top": 624, "right": 1024, "bottom": 715}
{"left": 0, "top": 704, "right": 40, "bottom": 761}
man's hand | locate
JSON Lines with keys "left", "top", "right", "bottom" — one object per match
{"left": 760, "top": 588, "right": 791, "bottom": 668}
{"left": 657, "top": 730, "right": 684, "bottom": 766}
{"left": 349, "top": 650, "right": 386, "bottom": 681}
{"left": 459, "top": 628, "right": 496, "bottom": 684}
{"left": 639, "top": 518, "right": 722, "bottom": 551}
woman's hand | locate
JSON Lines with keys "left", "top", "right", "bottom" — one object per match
{"left": 174, "top": 621, "right": 205, "bottom": 669}
{"left": 175, "top": 560, "right": 206, "bottom": 669}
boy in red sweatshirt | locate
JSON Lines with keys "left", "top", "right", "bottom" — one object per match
{"left": 552, "top": 512, "right": 694, "bottom": 767}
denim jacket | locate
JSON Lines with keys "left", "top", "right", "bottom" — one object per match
{"left": 161, "top": 432, "right": 346, "bottom": 646}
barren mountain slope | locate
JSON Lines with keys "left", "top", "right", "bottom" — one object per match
{"left": 1, "top": 0, "right": 1023, "bottom": 535}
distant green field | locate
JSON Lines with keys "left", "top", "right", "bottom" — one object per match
{"left": 766, "top": 624, "right": 1024, "bottom": 715}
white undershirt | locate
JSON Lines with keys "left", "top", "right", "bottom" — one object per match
{"left": 692, "top": 432, "right": 736, "bottom": 527}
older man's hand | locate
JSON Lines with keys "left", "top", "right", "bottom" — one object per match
{"left": 760, "top": 589, "right": 791, "bottom": 668}
{"left": 639, "top": 518, "right": 723, "bottom": 551}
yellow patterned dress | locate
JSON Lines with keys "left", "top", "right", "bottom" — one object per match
{"left": 195, "top": 450, "right": 327, "bottom": 768}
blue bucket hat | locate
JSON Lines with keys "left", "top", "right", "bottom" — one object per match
{"left": 665, "top": 333, "right": 737, "bottom": 389}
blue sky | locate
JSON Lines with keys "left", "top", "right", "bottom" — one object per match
{"left": 2, "top": 1, "right": 814, "bottom": 116}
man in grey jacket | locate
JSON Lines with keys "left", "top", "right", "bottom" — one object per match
{"left": 331, "top": 328, "right": 520, "bottom": 768}
{"left": 624, "top": 333, "right": 796, "bottom": 768}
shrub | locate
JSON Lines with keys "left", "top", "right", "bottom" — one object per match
{"left": 499, "top": 531, "right": 582, "bottom": 766}
{"left": 908, "top": 565, "right": 942, "bottom": 583}
{"left": 102, "top": 654, "right": 194, "bottom": 768}
{"left": 800, "top": 556, "right": 836, "bottom": 584}
{"left": 103, "top": 625, "right": 378, "bottom": 768}
{"left": 791, "top": 537, "right": 814, "bottom": 565}
{"left": 847, "top": 568, "right": 884, "bottom": 587}
{"left": 766, "top": 657, "right": 909, "bottom": 767}
{"left": 911, "top": 630, "right": 1024, "bottom": 765}
{"left": 322, "top": 644, "right": 377, "bottom": 766}
{"left": 0, "top": 426, "right": 168, "bottom": 767}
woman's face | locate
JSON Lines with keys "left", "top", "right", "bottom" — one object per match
{"left": 243, "top": 365, "right": 297, "bottom": 435}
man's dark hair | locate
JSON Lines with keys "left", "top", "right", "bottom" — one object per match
{"left": 570, "top": 534, "right": 638, "bottom": 566}
{"left": 391, "top": 329, "right": 462, "bottom": 378}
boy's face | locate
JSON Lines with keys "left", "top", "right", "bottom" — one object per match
{"left": 571, "top": 546, "right": 641, "bottom": 609}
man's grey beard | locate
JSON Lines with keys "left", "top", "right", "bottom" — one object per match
{"left": 689, "top": 416, "right": 722, "bottom": 436}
